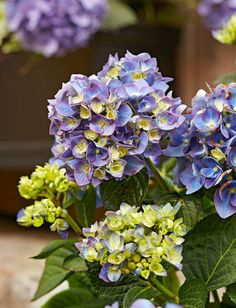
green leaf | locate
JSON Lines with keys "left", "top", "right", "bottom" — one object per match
{"left": 183, "top": 214, "right": 236, "bottom": 291}
{"left": 68, "top": 272, "right": 96, "bottom": 294}
{"left": 179, "top": 279, "right": 208, "bottom": 308}
{"left": 123, "top": 286, "right": 160, "bottom": 308}
{"left": 63, "top": 254, "right": 87, "bottom": 272}
{"left": 75, "top": 185, "right": 96, "bottom": 227}
{"left": 155, "top": 193, "right": 202, "bottom": 232}
{"left": 102, "top": 0, "right": 137, "bottom": 31}
{"left": 33, "top": 245, "right": 76, "bottom": 300}
{"left": 42, "top": 287, "right": 105, "bottom": 308}
{"left": 214, "top": 71, "right": 236, "bottom": 85}
{"left": 163, "top": 267, "right": 181, "bottom": 296}
{"left": 228, "top": 283, "right": 236, "bottom": 305}
{"left": 88, "top": 263, "right": 147, "bottom": 303}
{"left": 32, "top": 240, "right": 76, "bottom": 259}
{"left": 100, "top": 168, "right": 149, "bottom": 211}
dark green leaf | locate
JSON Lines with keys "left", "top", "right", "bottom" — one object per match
{"left": 100, "top": 168, "right": 149, "bottom": 211}
{"left": 63, "top": 254, "right": 87, "bottom": 272}
{"left": 183, "top": 214, "right": 236, "bottom": 291}
{"left": 228, "top": 283, "right": 236, "bottom": 305}
{"left": 123, "top": 286, "right": 160, "bottom": 308}
{"left": 32, "top": 240, "right": 76, "bottom": 260}
{"left": 68, "top": 272, "right": 96, "bottom": 294}
{"left": 179, "top": 279, "right": 208, "bottom": 308}
{"left": 88, "top": 263, "right": 147, "bottom": 303}
{"left": 42, "top": 287, "right": 99, "bottom": 308}
{"left": 222, "top": 291, "right": 236, "bottom": 307}
{"left": 75, "top": 185, "right": 96, "bottom": 227}
{"left": 214, "top": 72, "right": 236, "bottom": 85}
{"left": 33, "top": 245, "right": 76, "bottom": 300}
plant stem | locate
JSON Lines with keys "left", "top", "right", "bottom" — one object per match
{"left": 65, "top": 213, "right": 83, "bottom": 235}
{"left": 145, "top": 158, "right": 170, "bottom": 192}
{"left": 151, "top": 276, "right": 179, "bottom": 303}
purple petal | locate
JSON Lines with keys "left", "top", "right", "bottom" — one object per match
{"left": 124, "top": 156, "right": 145, "bottom": 176}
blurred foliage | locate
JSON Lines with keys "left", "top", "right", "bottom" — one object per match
{"left": 121, "top": 0, "right": 198, "bottom": 26}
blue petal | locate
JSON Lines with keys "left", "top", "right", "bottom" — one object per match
{"left": 116, "top": 104, "right": 132, "bottom": 127}
{"left": 214, "top": 188, "right": 236, "bottom": 219}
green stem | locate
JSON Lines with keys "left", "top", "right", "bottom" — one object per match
{"left": 145, "top": 158, "right": 170, "bottom": 192}
{"left": 65, "top": 214, "right": 83, "bottom": 235}
{"left": 151, "top": 276, "right": 179, "bottom": 303}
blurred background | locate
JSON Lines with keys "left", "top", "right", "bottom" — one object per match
{"left": 1, "top": 0, "right": 236, "bottom": 307}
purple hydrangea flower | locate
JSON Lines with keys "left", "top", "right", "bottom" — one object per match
{"left": 49, "top": 51, "right": 186, "bottom": 186}
{"left": 198, "top": 0, "right": 236, "bottom": 31}
{"left": 166, "top": 84, "right": 236, "bottom": 218}
{"left": 5, "top": 0, "right": 107, "bottom": 57}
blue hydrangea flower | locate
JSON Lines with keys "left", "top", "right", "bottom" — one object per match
{"left": 214, "top": 181, "right": 236, "bottom": 218}
{"left": 49, "top": 51, "right": 186, "bottom": 187}
{"left": 6, "top": 0, "right": 107, "bottom": 57}
{"left": 76, "top": 202, "right": 186, "bottom": 283}
{"left": 166, "top": 84, "right": 236, "bottom": 218}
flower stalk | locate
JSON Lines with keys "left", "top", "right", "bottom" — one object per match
{"left": 145, "top": 158, "right": 170, "bottom": 192}
{"left": 150, "top": 275, "right": 179, "bottom": 303}
{"left": 65, "top": 213, "right": 83, "bottom": 235}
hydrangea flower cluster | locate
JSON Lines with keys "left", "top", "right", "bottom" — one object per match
{"left": 76, "top": 202, "right": 186, "bottom": 283}
{"left": 198, "top": 0, "right": 236, "bottom": 31}
{"left": 198, "top": 0, "right": 236, "bottom": 44}
{"left": 17, "top": 198, "right": 69, "bottom": 234}
{"left": 215, "top": 14, "right": 236, "bottom": 44}
{"left": 49, "top": 51, "right": 186, "bottom": 187}
{"left": 17, "top": 163, "right": 76, "bottom": 236}
{"left": 18, "top": 163, "right": 76, "bottom": 199}
{"left": 5, "top": 0, "right": 107, "bottom": 57}
{"left": 165, "top": 83, "right": 236, "bottom": 218}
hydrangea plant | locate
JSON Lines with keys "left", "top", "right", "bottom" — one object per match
{"left": 166, "top": 84, "right": 236, "bottom": 218}
{"left": 198, "top": 0, "right": 236, "bottom": 44}
{"left": 16, "top": 53, "right": 236, "bottom": 307}
{"left": 4, "top": 0, "right": 107, "bottom": 57}
{"left": 49, "top": 51, "right": 186, "bottom": 186}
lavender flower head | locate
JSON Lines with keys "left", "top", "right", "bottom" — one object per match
{"left": 48, "top": 51, "right": 186, "bottom": 187}
{"left": 165, "top": 83, "right": 236, "bottom": 219}
{"left": 198, "top": 0, "right": 236, "bottom": 31}
{"left": 5, "top": 0, "right": 107, "bottom": 57}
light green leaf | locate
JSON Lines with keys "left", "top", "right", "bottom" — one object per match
{"left": 123, "top": 286, "right": 160, "bottom": 308}
{"left": 63, "top": 254, "right": 87, "bottom": 272}
{"left": 75, "top": 185, "right": 96, "bottom": 227}
{"left": 33, "top": 245, "right": 76, "bottom": 300}
{"left": 32, "top": 240, "right": 76, "bottom": 259}
{"left": 42, "top": 288, "right": 95, "bottom": 308}
{"left": 102, "top": 0, "right": 137, "bottom": 31}
{"left": 100, "top": 168, "right": 149, "bottom": 211}
{"left": 163, "top": 267, "right": 181, "bottom": 296}
{"left": 179, "top": 279, "right": 208, "bottom": 308}
{"left": 183, "top": 214, "right": 236, "bottom": 291}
